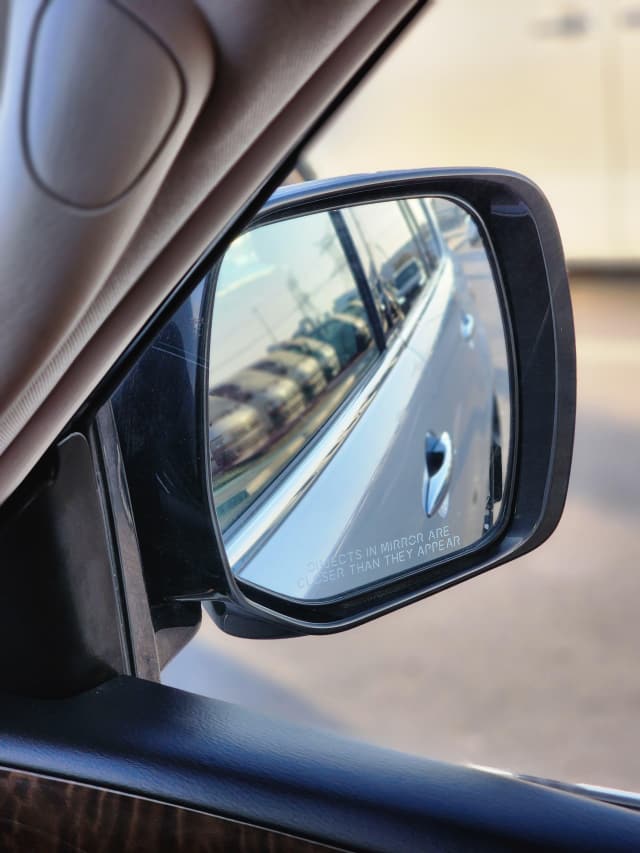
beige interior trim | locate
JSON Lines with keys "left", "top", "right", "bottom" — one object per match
{"left": 0, "top": 0, "right": 422, "bottom": 504}
{"left": 0, "top": 0, "right": 214, "bottom": 441}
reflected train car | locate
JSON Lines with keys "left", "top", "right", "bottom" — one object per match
{"left": 273, "top": 336, "right": 341, "bottom": 381}
{"left": 310, "top": 313, "right": 373, "bottom": 369}
{"left": 209, "top": 394, "right": 271, "bottom": 475}
{"left": 212, "top": 368, "right": 306, "bottom": 431}
{"left": 338, "top": 298, "right": 369, "bottom": 322}
{"left": 253, "top": 350, "right": 327, "bottom": 403}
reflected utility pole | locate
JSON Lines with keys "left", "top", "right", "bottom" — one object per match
{"left": 286, "top": 274, "right": 318, "bottom": 327}
{"left": 252, "top": 307, "right": 278, "bottom": 344}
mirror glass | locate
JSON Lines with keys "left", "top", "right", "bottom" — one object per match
{"left": 207, "top": 197, "right": 511, "bottom": 602}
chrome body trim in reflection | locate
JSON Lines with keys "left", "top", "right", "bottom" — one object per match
{"left": 224, "top": 256, "right": 449, "bottom": 572}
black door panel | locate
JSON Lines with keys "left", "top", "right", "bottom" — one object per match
{"left": 0, "top": 677, "right": 638, "bottom": 852}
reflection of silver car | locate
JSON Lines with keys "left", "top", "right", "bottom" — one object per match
{"left": 254, "top": 350, "right": 327, "bottom": 402}
{"left": 392, "top": 257, "right": 426, "bottom": 303}
{"left": 209, "top": 394, "right": 270, "bottom": 474}
{"left": 231, "top": 206, "right": 505, "bottom": 603}
{"left": 213, "top": 368, "right": 305, "bottom": 430}
{"left": 274, "top": 337, "right": 340, "bottom": 381}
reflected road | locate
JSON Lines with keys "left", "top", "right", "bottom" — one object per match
{"left": 164, "top": 274, "right": 640, "bottom": 791}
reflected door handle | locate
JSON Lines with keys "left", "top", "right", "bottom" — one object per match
{"left": 532, "top": 11, "right": 589, "bottom": 37}
{"left": 460, "top": 312, "right": 475, "bottom": 341}
{"left": 423, "top": 431, "right": 453, "bottom": 518}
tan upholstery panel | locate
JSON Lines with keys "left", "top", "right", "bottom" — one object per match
{"left": 0, "top": 0, "right": 421, "bottom": 503}
{"left": 0, "top": 0, "right": 214, "bottom": 441}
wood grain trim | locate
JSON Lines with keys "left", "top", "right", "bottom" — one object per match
{"left": 0, "top": 767, "right": 345, "bottom": 852}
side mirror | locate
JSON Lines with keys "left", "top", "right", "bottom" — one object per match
{"left": 114, "top": 169, "right": 575, "bottom": 638}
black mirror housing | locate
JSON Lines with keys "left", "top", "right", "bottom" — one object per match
{"left": 112, "top": 169, "right": 576, "bottom": 639}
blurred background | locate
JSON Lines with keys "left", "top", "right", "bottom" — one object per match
{"left": 165, "top": 0, "right": 640, "bottom": 790}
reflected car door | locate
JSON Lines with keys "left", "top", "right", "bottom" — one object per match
{"left": 346, "top": 201, "right": 497, "bottom": 546}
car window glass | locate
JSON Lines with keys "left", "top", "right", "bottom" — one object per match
{"left": 209, "top": 212, "right": 377, "bottom": 530}
{"left": 343, "top": 207, "right": 392, "bottom": 335}
{"left": 429, "top": 198, "right": 471, "bottom": 247}
{"left": 345, "top": 200, "right": 430, "bottom": 322}
{"left": 404, "top": 197, "right": 442, "bottom": 272}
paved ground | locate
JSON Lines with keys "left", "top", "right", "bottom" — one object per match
{"left": 164, "top": 274, "right": 640, "bottom": 791}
